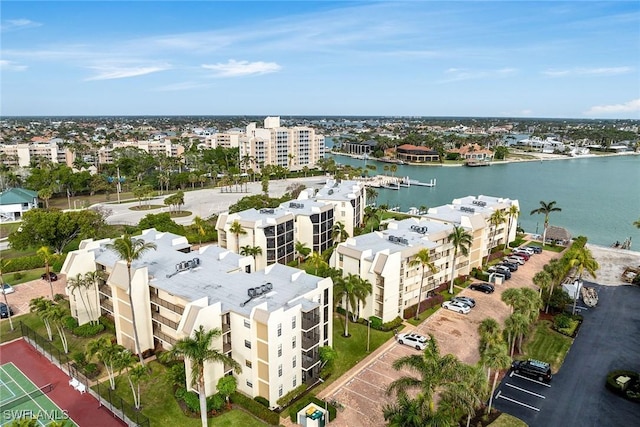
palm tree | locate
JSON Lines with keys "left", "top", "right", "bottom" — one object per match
{"left": 30, "top": 297, "right": 54, "bottom": 340}
{"left": 500, "top": 288, "right": 522, "bottom": 314}
{"left": 530, "top": 201, "right": 562, "bottom": 245}
{"left": 365, "top": 187, "right": 378, "bottom": 206}
{"left": 333, "top": 273, "right": 372, "bottom": 337}
{"left": 295, "top": 241, "right": 311, "bottom": 265}
{"left": 239, "top": 245, "right": 262, "bottom": 268}
{"left": 486, "top": 210, "right": 507, "bottom": 264}
{"left": 440, "top": 364, "right": 487, "bottom": 427}
{"left": 543, "top": 259, "right": 564, "bottom": 313}
{"left": 87, "top": 335, "right": 128, "bottom": 390}
{"left": 484, "top": 343, "right": 511, "bottom": 415}
{"left": 45, "top": 303, "right": 69, "bottom": 353}
{"left": 408, "top": 249, "right": 437, "bottom": 320}
{"left": 106, "top": 235, "right": 157, "bottom": 365}
{"left": 332, "top": 221, "right": 349, "bottom": 245}
{"left": 504, "top": 312, "right": 529, "bottom": 356}
{"left": 478, "top": 317, "right": 502, "bottom": 358}
{"left": 229, "top": 220, "right": 246, "bottom": 252}
{"left": 567, "top": 246, "right": 599, "bottom": 314}
{"left": 67, "top": 273, "right": 98, "bottom": 325}
{"left": 308, "top": 251, "right": 327, "bottom": 275}
{"left": 121, "top": 351, "right": 148, "bottom": 410}
{"left": 506, "top": 205, "right": 519, "bottom": 241}
{"left": 37, "top": 246, "right": 55, "bottom": 299}
{"left": 447, "top": 226, "right": 473, "bottom": 294}
{"left": 382, "top": 392, "right": 428, "bottom": 427}
{"left": 192, "top": 216, "right": 208, "bottom": 246}
{"left": 533, "top": 270, "right": 552, "bottom": 298}
{"left": 164, "top": 325, "right": 241, "bottom": 427}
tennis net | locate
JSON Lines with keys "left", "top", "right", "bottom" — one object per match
{"left": 0, "top": 383, "right": 54, "bottom": 411}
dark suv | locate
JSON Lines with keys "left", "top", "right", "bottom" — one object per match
{"left": 511, "top": 359, "right": 552, "bottom": 383}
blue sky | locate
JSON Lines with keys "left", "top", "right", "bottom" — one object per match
{"left": 1, "top": 1, "right": 639, "bottom": 118}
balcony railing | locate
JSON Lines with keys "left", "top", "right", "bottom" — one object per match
{"left": 151, "top": 311, "right": 179, "bottom": 330}
{"left": 153, "top": 328, "right": 176, "bottom": 345}
{"left": 222, "top": 323, "right": 231, "bottom": 333}
{"left": 98, "top": 284, "right": 112, "bottom": 297}
{"left": 302, "top": 351, "right": 319, "bottom": 369}
{"left": 101, "top": 300, "right": 113, "bottom": 313}
{"left": 301, "top": 332, "right": 320, "bottom": 350}
{"left": 150, "top": 293, "right": 185, "bottom": 315}
{"left": 223, "top": 342, "right": 231, "bottom": 354}
{"left": 301, "top": 314, "right": 320, "bottom": 331}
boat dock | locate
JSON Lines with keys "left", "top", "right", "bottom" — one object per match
{"left": 357, "top": 175, "right": 436, "bottom": 188}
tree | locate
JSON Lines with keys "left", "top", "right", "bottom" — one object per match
{"left": 333, "top": 273, "right": 372, "bottom": 337}
{"left": 239, "top": 245, "right": 262, "bottom": 264}
{"left": 382, "top": 392, "right": 428, "bottom": 427}
{"left": 87, "top": 336, "right": 129, "bottom": 390}
{"left": 229, "top": 220, "right": 246, "bottom": 252}
{"left": 447, "top": 226, "right": 473, "bottom": 294}
{"left": 38, "top": 187, "right": 53, "bottom": 208}
{"left": 216, "top": 375, "right": 237, "bottom": 405}
{"left": 106, "top": 235, "right": 157, "bottom": 365}
{"left": 484, "top": 343, "right": 511, "bottom": 415}
{"left": 45, "top": 302, "right": 69, "bottom": 353}
{"left": 192, "top": 216, "right": 208, "bottom": 246}
{"left": 37, "top": 246, "right": 55, "bottom": 300}
{"left": 121, "top": 353, "right": 148, "bottom": 410}
{"left": 530, "top": 201, "right": 562, "bottom": 245}
{"left": 567, "top": 246, "right": 599, "bottom": 314}
{"left": 164, "top": 325, "right": 241, "bottom": 427}
{"left": 9, "top": 209, "right": 105, "bottom": 254}
{"left": 504, "top": 312, "right": 529, "bottom": 356}
{"left": 332, "top": 221, "right": 349, "bottom": 245}
{"left": 67, "top": 273, "right": 98, "bottom": 325}
{"left": 506, "top": 205, "right": 520, "bottom": 241}
{"left": 308, "top": 251, "right": 327, "bottom": 275}
{"left": 500, "top": 288, "right": 522, "bottom": 314}
{"left": 408, "top": 249, "right": 437, "bottom": 320}
{"left": 533, "top": 270, "right": 552, "bottom": 298}
{"left": 29, "top": 297, "right": 54, "bottom": 341}
{"left": 440, "top": 364, "right": 487, "bottom": 427}
{"left": 486, "top": 210, "right": 507, "bottom": 264}
{"left": 295, "top": 241, "right": 311, "bottom": 265}
{"left": 478, "top": 317, "right": 502, "bottom": 358}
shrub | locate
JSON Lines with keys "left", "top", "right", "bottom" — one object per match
{"left": 554, "top": 313, "right": 571, "bottom": 329}
{"left": 605, "top": 370, "right": 640, "bottom": 402}
{"left": 176, "top": 387, "right": 200, "bottom": 413}
{"left": 381, "top": 316, "right": 403, "bottom": 332}
{"left": 13, "top": 272, "right": 23, "bottom": 280}
{"left": 1, "top": 254, "right": 65, "bottom": 273}
{"left": 254, "top": 396, "right": 270, "bottom": 407}
{"left": 208, "top": 393, "right": 225, "bottom": 412}
{"left": 99, "top": 316, "right": 116, "bottom": 333}
{"left": 73, "top": 323, "right": 105, "bottom": 337}
{"left": 276, "top": 383, "right": 308, "bottom": 407}
{"left": 63, "top": 315, "right": 79, "bottom": 330}
{"left": 369, "top": 316, "right": 383, "bottom": 330}
{"left": 231, "top": 392, "right": 280, "bottom": 425}
{"left": 53, "top": 293, "right": 66, "bottom": 302}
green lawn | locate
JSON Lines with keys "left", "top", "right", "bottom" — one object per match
{"left": 520, "top": 320, "right": 573, "bottom": 373}
{"left": 0, "top": 223, "right": 21, "bottom": 239}
{"left": 490, "top": 413, "right": 528, "bottom": 426}
{"left": 2, "top": 268, "right": 49, "bottom": 285}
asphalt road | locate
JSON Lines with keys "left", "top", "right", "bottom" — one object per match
{"left": 495, "top": 282, "right": 640, "bottom": 426}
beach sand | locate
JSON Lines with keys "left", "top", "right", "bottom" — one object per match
{"left": 587, "top": 243, "right": 640, "bottom": 286}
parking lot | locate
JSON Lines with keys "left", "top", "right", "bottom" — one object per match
{"left": 0, "top": 276, "right": 67, "bottom": 318}
{"left": 494, "top": 370, "right": 552, "bottom": 413}
{"left": 317, "top": 248, "right": 561, "bottom": 426}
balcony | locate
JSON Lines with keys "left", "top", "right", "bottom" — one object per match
{"left": 222, "top": 322, "right": 231, "bottom": 333}
{"left": 301, "top": 331, "right": 320, "bottom": 350}
{"left": 302, "top": 350, "right": 319, "bottom": 369}
{"left": 98, "top": 284, "right": 112, "bottom": 297}
{"left": 150, "top": 293, "right": 185, "bottom": 315}
{"left": 151, "top": 311, "right": 179, "bottom": 330}
{"left": 101, "top": 299, "right": 113, "bottom": 313}
{"left": 153, "top": 327, "right": 176, "bottom": 345}
{"left": 301, "top": 311, "right": 320, "bottom": 331}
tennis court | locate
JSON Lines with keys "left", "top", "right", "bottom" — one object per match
{"left": 0, "top": 363, "right": 77, "bottom": 426}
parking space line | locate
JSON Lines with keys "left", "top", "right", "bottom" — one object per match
{"left": 364, "top": 367, "right": 396, "bottom": 382}
{"left": 510, "top": 371, "right": 552, "bottom": 387}
{"left": 344, "top": 385, "right": 382, "bottom": 404}
{"left": 352, "top": 376, "right": 387, "bottom": 392}
{"left": 496, "top": 391, "right": 540, "bottom": 411}
{"left": 505, "top": 382, "right": 546, "bottom": 398}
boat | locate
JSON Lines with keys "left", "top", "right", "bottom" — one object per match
{"left": 465, "top": 160, "right": 491, "bottom": 167}
{"left": 581, "top": 286, "right": 598, "bottom": 307}
{"left": 381, "top": 183, "right": 400, "bottom": 190}
{"left": 409, "top": 178, "right": 437, "bottom": 187}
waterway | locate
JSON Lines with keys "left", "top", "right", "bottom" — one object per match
{"left": 327, "top": 153, "right": 640, "bottom": 250}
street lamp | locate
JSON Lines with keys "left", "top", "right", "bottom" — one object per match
{"left": 366, "top": 318, "right": 371, "bottom": 353}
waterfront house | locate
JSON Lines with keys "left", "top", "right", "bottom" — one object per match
{"left": 0, "top": 187, "right": 39, "bottom": 222}
{"left": 395, "top": 144, "right": 440, "bottom": 163}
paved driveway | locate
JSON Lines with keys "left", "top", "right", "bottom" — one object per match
{"left": 0, "top": 276, "right": 67, "bottom": 318}
{"left": 494, "top": 282, "right": 640, "bottom": 426}
{"left": 317, "top": 249, "right": 561, "bottom": 426}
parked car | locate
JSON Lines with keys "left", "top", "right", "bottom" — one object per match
{"left": 452, "top": 296, "right": 476, "bottom": 308}
{"left": 488, "top": 266, "right": 512, "bottom": 279}
{"left": 526, "top": 246, "right": 543, "bottom": 254}
{"left": 511, "top": 251, "right": 530, "bottom": 260}
{"left": 505, "top": 256, "right": 525, "bottom": 266}
{"left": 499, "top": 261, "right": 519, "bottom": 272}
{"left": 511, "top": 359, "right": 552, "bottom": 383}
{"left": 0, "top": 302, "right": 13, "bottom": 318}
{"left": 1, "top": 283, "right": 15, "bottom": 294}
{"left": 41, "top": 272, "right": 58, "bottom": 281}
{"left": 396, "top": 333, "right": 429, "bottom": 350}
{"left": 442, "top": 300, "right": 471, "bottom": 314}
{"left": 517, "top": 247, "right": 536, "bottom": 255}
{"left": 469, "top": 282, "right": 495, "bottom": 294}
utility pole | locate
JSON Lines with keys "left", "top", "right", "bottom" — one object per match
{"left": 116, "top": 166, "right": 121, "bottom": 204}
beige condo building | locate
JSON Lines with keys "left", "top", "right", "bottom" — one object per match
{"left": 62, "top": 229, "right": 332, "bottom": 406}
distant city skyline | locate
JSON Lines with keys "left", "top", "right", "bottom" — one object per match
{"left": 1, "top": 1, "right": 639, "bottom": 119}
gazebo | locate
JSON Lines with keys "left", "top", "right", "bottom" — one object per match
{"left": 545, "top": 225, "right": 571, "bottom": 246}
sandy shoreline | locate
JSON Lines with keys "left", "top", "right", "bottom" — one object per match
{"left": 586, "top": 243, "right": 640, "bottom": 286}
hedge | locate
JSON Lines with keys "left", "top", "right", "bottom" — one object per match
{"left": 230, "top": 392, "right": 280, "bottom": 425}
{"left": 276, "top": 383, "right": 308, "bottom": 407}
{"left": 1, "top": 254, "right": 65, "bottom": 273}
{"left": 403, "top": 294, "right": 444, "bottom": 319}
{"left": 289, "top": 396, "right": 336, "bottom": 423}
{"left": 605, "top": 370, "right": 640, "bottom": 402}
{"left": 73, "top": 323, "right": 105, "bottom": 337}
{"left": 254, "top": 396, "right": 270, "bottom": 407}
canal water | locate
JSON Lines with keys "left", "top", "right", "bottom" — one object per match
{"left": 327, "top": 153, "right": 640, "bottom": 249}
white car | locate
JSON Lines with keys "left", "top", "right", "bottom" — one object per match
{"left": 1, "top": 284, "right": 14, "bottom": 294}
{"left": 396, "top": 333, "right": 429, "bottom": 350}
{"left": 515, "top": 247, "right": 535, "bottom": 255}
{"left": 505, "top": 256, "right": 525, "bottom": 265}
{"left": 442, "top": 300, "right": 471, "bottom": 314}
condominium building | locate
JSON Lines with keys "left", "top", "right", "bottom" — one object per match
{"left": 62, "top": 228, "right": 333, "bottom": 406}
{"left": 97, "top": 139, "right": 185, "bottom": 164}
{"left": 310, "top": 178, "right": 366, "bottom": 238}
{"left": 330, "top": 218, "right": 456, "bottom": 323}
{"left": 0, "top": 141, "right": 70, "bottom": 167}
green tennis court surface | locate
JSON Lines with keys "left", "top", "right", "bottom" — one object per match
{"left": 0, "top": 363, "right": 77, "bottom": 426}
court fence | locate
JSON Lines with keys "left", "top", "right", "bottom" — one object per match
{"left": 19, "top": 322, "right": 150, "bottom": 427}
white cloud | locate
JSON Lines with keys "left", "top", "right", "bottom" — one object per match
{"left": 543, "top": 66, "right": 633, "bottom": 77}
{"left": 85, "top": 65, "right": 170, "bottom": 81}
{"left": 1, "top": 19, "right": 42, "bottom": 32}
{"left": 0, "top": 60, "right": 28, "bottom": 71}
{"left": 201, "top": 60, "right": 281, "bottom": 77}
{"left": 584, "top": 99, "right": 640, "bottom": 116}
{"left": 439, "top": 67, "right": 516, "bottom": 83}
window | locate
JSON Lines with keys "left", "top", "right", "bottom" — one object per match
{"left": 244, "top": 319, "right": 250, "bottom": 328}
{"left": 277, "top": 323, "right": 282, "bottom": 337}
{"left": 246, "top": 380, "right": 253, "bottom": 388}
{"left": 245, "top": 340, "right": 251, "bottom": 349}
{"left": 246, "top": 360, "right": 252, "bottom": 368}
{"left": 292, "top": 336, "right": 296, "bottom": 349}
{"left": 291, "top": 316, "right": 296, "bottom": 329}
{"left": 278, "top": 344, "right": 282, "bottom": 357}
{"left": 278, "top": 385, "right": 283, "bottom": 397}
{"left": 292, "top": 356, "right": 296, "bottom": 368}
{"left": 278, "top": 364, "right": 283, "bottom": 377}
{"left": 293, "top": 375, "right": 297, "bottom": 387}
